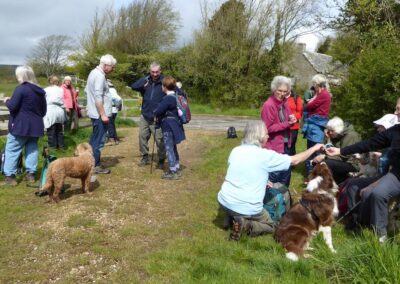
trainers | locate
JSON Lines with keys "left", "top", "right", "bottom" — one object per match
{"left": 379, "top": 234, "right": 388, "bottom": 244}
{"left": 24, "top": 173, "right": 35, "bottom": 183}
{"left": 94, "top": 166, "right": 111, "bottom": 174}
{"left": 138, "top": 157, "right": 149, "bottom": 167}
{"left": 161, "top": 171, "right": 178, "bottom": 180}
{"left": 0, "top": 175, "right": 17, "bottom": 186}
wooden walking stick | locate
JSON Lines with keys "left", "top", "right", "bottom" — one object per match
{"left": 150, "top": 127, "right": 156, "bottom": 174}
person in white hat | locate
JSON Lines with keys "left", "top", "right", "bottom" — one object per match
{"left": 326, "top": 114, "right": 400, "bottom": 243}
{"left": 61, "top": 75, "right": 79, "bottom": 131}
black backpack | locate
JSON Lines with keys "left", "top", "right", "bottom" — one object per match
{"left": 227, "top": 126, "right": 237, "bottom": 139}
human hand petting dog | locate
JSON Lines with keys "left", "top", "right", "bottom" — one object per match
{"left": 325, "top": 146, "right": 340, "bottom": 156}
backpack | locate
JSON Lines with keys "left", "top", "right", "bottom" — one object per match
{"left": 263, "top": 183, "right": 291, "bottom": 223}
{"left": 227, "top": 126, "right": 237, "bottom": 139}
{"left": 0, "top": 149, "right": 23, "bottom": 175}
{"left": 175, "top": 92, "right": 191, "bottom": 124}
{"left": 337, "top": 178, "right": 351, "bottom": 217}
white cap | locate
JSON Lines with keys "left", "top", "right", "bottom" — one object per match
{"left": 373, "top": 114, "right": 398, "bottom": 130}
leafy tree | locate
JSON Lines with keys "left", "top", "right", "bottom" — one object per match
{"left": 332, "top": 41, "right": 400, "bottom": 137}
{"left": 27, "top": 35, "right": 73, "bottom": 77}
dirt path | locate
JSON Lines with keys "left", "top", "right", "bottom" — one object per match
{"left": 33, "top": 127, "right": 219, "bottom": 282}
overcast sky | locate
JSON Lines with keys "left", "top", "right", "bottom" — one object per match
{"left": 0, "top": 0, "right": 318, "bottom": 65}
{"left": 0, "top": 0, "right": 204, "bottom": 65}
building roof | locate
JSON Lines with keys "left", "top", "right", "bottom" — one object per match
{"left": 303, "top": 51, "right": 334, "bottom": 74}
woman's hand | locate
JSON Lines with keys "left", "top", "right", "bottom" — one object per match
{"left": 325, "top": 147, "right": 340, "bottom": 156}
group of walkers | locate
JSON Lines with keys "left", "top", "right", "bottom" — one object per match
{"left": 2, "top": 54, "right": 400, "bottom": 244}
{"left": 0, "top": 54, "right": 185, "bottom": 188}
{"left": 219, "top": 74, "right": 400, "bottom": 243}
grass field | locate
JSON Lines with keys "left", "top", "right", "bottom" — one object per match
{"left": 0, "top": 124, "right": 400, "bottom": 283}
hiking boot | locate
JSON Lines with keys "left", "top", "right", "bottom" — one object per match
{"left": 229, "top": 218, "right": 244, "bottom": 241}
{"left": 114, "top": 138, "right": 119, "bottom": 145}
{"left": 176, "top": 168, "right": 182, "bottom": 177}
{"left": 24, "top": 173, "right": 35, "bottom": 183}
{"left": 0, "top": 175, "right": 17, "bottom": 186}
{"left": 155, "top": 159, "right": 165, "bottom": 170}
{"left": 161, "top": 171, "right": 178, "bottom": 180}
{"left": 138, "top": 157, "right": 149, "bottom": 167}
{"left": 94, "top": 166, "right": 111, "bottom": 174}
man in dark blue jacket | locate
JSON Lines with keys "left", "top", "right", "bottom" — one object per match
{"left": 131, "top": 62, "right": 166, "bottom": 168}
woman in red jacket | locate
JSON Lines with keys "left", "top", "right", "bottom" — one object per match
{"left": 286, "top": 90, "right": 303, "bottom": 155}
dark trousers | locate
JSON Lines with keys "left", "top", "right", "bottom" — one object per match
{"left": 269, "top": 143, "right": 291, "bottom": 187}
{"left": 288, "top": 129, "right": 298, "bottom": 156}
{"left": 89, "top": 118, "right": 108, "bottom": 167}
{"left": 325, "top": 158, "right": 357, "bottom": 185}
{"left": 47, "top": 123, "right": 64, "bottom": 148}
{"left": 346, "top": 176, "right": 381, "bottom": 225}
{"left": 359, "top": 173, "right": 400, "bottom": 236}
{"left": 306, "top": 140, "right": 320, "bottom": 176}
{"left": 108, "top": 113, "right": 118, "bottom": 140}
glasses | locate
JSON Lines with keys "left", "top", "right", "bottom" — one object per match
{"left": 276, "top": 89, "right": 288, "bottom": 94}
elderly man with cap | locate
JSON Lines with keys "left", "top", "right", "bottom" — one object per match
{"left": 61, "top": 75, "right": 79, "bottom": 131}
{"left": 326, "top": 113, "right": 400, "bottom": 242}
{"left": 85, "top": 54, "right": 116, "bottom": 174}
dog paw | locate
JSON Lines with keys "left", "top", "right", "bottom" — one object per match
{"left": 285, "top": 252, "right": 299, "bottom": 261}
{"left": 330, "top": 248, "right": 337, "bottom": 253}
{"left": 303, "top": 253, "right": 312, "bottom": 258}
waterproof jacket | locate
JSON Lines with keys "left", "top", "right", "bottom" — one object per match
{"left": 286, "top": 93, "right": 303, "bottom": 131}
{"left": 341, "top": 124, "right": 400, "bottom": 180}
{"left": 153, "top": 93, "right": 185, "bottom": 144}
{"left": 6, "top": 82, "right": 47, "bottom": 137}
{"left": 61, "top": 83, "right": 79, "bottom": 111}
{"left": 131, "top": 74, "right": 165, "bottom": 122}
{"left": 302, "top": 114, "right": 329, "bottom": 143}
{"left": 327, "top": 122, "right": 361, "bottom": 170}
{"left": 261, "top": 95, "right": 292, "bottom": 153}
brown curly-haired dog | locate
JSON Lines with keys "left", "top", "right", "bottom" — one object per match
{"left": 40, "top": 143, "right": 95, "bottom": 203}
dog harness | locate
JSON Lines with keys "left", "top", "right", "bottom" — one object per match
{"left": 299, "top": 198, "right": 320, "bottom": 226}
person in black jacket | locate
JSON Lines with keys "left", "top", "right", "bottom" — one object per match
{"left": 153, "top": 76, "right": 186, "bottom": 180}
{"left": 326, "top": 124, "right": 400, "bottom": 243}
{"left": 131, "top": 62, "right": 166, "bottom": 168}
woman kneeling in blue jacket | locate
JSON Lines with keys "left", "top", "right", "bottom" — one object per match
{"left": 153, "top": 76, "right": 185, "bottom": 180}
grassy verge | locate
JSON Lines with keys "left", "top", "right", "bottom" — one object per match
{"left": 144, "top": 134, "right": 400, "bottom": 283}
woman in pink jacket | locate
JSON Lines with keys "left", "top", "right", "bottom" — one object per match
{"left": 62, "top": 76, "right": 79, "bottom": 131}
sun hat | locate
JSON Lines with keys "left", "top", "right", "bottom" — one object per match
{"left": 373, "top": 114, "right": 398, "bottom": 130}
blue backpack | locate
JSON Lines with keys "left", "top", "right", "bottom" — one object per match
{"left": 263, "top": 183, "right": 291, "bottom": 223}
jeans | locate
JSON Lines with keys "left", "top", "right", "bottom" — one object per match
{"left": 269, "top": 143, "right": 291, "bottom": 187}
{"left": 306, "top": 140, "right": 320, "bottom": 176}
{"left": 138, "top": 115, "right": 165, "bottom": 161}
{"left": 163, "top": 130, "right": 179, "bottom": 171}
{"left": 108, "top": 113, "right": 118, "bottom": 139}
{"left": 4, "top": 133, "right": 39, "bottom": 176}
{"left": 89, "top": 118, "right": 108, "bottom": 167}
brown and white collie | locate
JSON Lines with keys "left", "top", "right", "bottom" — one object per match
{"left": 274, "top": 162, "right": 339, "bottom": 261}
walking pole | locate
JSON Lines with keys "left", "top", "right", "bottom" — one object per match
{"left": 336, "top": 200, "right": 361, "bottom": 223}
{"left": 150, "top": 126, "right": 156, "bottom": 174}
